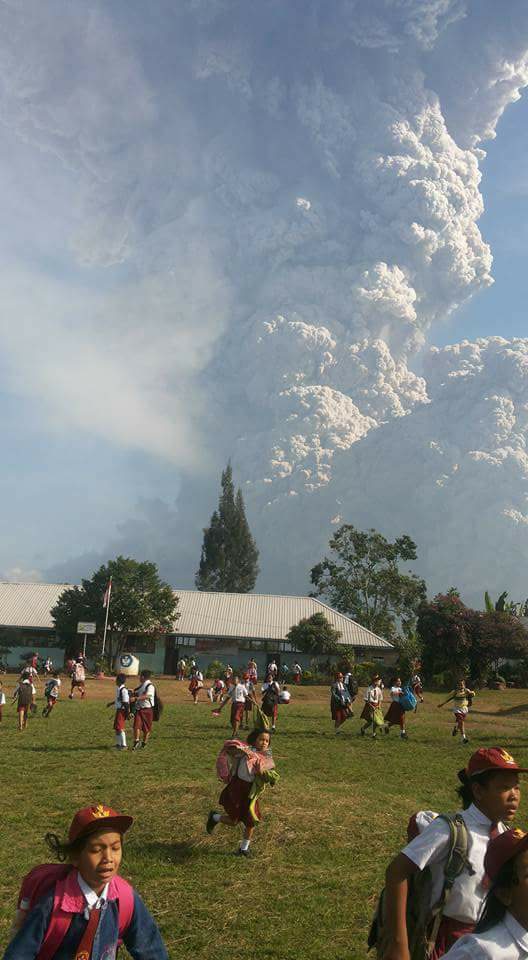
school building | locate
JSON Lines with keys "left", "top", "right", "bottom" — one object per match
{"left": 0, "top": 581, "right": 394, "bottom": 674}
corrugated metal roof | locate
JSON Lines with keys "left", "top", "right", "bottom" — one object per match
{"left": 0, "top": 581, "right": 73, "bottom": 629}
{"left": 0, "top": 581, "right": 392, "bottom": 649}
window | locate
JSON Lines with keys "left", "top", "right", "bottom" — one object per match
{"left": 124, "top": 635, "right": 156, "bottom": 654}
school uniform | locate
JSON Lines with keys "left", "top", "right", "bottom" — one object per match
{"left": 219, "top": 753, "right": 263, "bottom": 828}
{"left": 230, "top": 683, "right": 249, "bottom": 725}
{"left": 243, "top": 681, "right": 255, "bottom": 717}
{"left": 4, "top": 869, "right": 168, "bottom": 960}
{"left": 402, "top": 803, "right": 507, "bottom": 956}
{"left": 114, "top": 683, "right": 130, "bottom": 732}
{"left": 133, "top": 680, "right": 155, "bottom": 735}
{"left": 14, "top": 679, "right": 36, "bottom": 718}
{"left": 443, "top": 913, "right": 528, "bottom": 959}
{"left": 330, "top": 681, "right": 352, "bottom": 725}
{"left": 261, "top": 681, "right": 280, "bottom": 723}
{"left": 360, "top": 684, "right": 383, "bottom": 721}
{"left": 292, "top": 664, "right": 302, "bottom": 684}
{"left": 385, "top": 687, "right": 405, "bottom": 727}
{"left": 189, "top": 672, "right": 204, "bottom": 696}
{"left": 45, "top": 678, "right": 61, "bottom": 707}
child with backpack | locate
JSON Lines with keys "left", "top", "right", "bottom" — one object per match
{"left": 360, "top": 675, "right": 385, "bottom": 738}
{"left": 443, "top": 828, "right": 528, "bottom": 958}
{"left": 107, "top": 673, "right": 130, "bottom": 750}
{"left": 261, "top": 673, "right": 281, "bottom": 732}
{"left": 384, "top": 677, "right": 409, "bottom": 739}
{"left": 188, "top": 668, "right": 204, "bottom": 704}
{"left": 4, "top": 803, "right": 168, "bottom": 959}
{"left": 331, "top": 672, "right": 354, "bottom": 734}
{"left": 43, "top": 672, "right": 62, "bottom": 718}
{"left": 130, "top": 670, "right": 159, "bottom": 751}
{"left": 206, "top": 728, "right": 279, "bottom": 857}
{"left": 13, "top": 670, "right": 35, "bottom": 730}
{"left": 373, "top": 747, "right": 526, "bottom": 960}
{"left": 438, "top": 679, "right": 476, "bottom": 745}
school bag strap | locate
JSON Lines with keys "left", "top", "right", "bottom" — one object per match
{"left": 17, "top": 865, "right": 134, "bottom": 960}
{"left": 424, "top": 813, "right": 474, "bottom": 959}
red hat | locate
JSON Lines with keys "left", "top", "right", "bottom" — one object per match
{"left": 465, "top": 748, "right": 528, "bottom": 779}
{"left": 484, "top": 828, "right": 528, "bottom": 883}
{"left": 68, "top": 805, "right": 134, "bottom": 844}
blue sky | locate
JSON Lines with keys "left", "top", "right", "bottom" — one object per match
{"left": 432, "top": 92, "right": 528, "bottom": 347}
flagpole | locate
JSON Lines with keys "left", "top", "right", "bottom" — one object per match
{"left": 102, "top": 577, "right": 112, "bottom": 660}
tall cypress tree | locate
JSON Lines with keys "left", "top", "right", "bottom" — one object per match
{"left": 195, "top": 464, "right": 259, "bottom": 592}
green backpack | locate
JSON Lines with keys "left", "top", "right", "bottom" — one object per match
{"left": 368, "top": 813, "right": 474, "bottom": 960}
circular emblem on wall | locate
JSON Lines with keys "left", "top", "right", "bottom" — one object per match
{"left": 119, "top": 654, "right": 133, "bottom": 668}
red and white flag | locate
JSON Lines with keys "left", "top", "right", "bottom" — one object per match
{"left": 103, "top": 578, "right": 112, "bottom": 609}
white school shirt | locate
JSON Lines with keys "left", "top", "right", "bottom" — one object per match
{"left": 0, "top": 692, "right": 5, "bottom": 706}
{"left": 364, "top": 685, "right": 383, "bottom": 706}
{"left": 443, "top": 912, "right": 528, "bottom": 959}
{"left": 230, "top": 683, "right": 249, "bottom": 703}
{"left": 390, "top": 686, "right": 403, "bottom": 702}
{"left": 402, "top": 803, "right": 507, "bottom": 923}
{"left": 47, "top": 678, "right": 61, "bottom": 698}
{"left": 135, "top": 680, "right": 155, "bottom": 709}
{"left": 114, "top": 684, "right": 130, "bottom": 709}
{"left": 77, "top": 872, "right": 109, "bottom": 918}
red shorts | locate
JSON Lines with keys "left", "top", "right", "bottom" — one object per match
{"left": 47, "top": 696, "right": 57, "bottom": 706}
{"left": 231, "top": 702, "right": 245, "bottom": 724}
{"left": 219, "top": 775, "right": 261, "bottom": 828}
{"left": 114, "top": 708, "right": 127, "bottom": 732}
{"left": 430, "top": 917, "right": 474, "bottom": 958}
{"left": 134, "top": 707, "right": 153, "bottom": 735}
{"left": 293, "top": 674, "right": 301, "bottom": 684}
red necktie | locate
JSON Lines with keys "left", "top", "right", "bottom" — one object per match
{"left": 74, "top": 906, "right": 101, "bottom": 960}
{"left": 483, "top": 823, "right": 500, "bottom": 888}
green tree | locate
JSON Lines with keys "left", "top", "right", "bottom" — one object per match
{"left": 51, "top": 556, "right": 178, "bottom": 664}
{"left": 310, "top": 525, "right": 426, "bottom": 639}
{"left": 195, "top": 464, "right": 259, "bottom": 592}
{"left": 286, "top": 612, "right": 342, "bottom": 655}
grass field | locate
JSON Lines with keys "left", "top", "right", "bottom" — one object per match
{"left": 2, "top": 680, "right": 528, "bottom": 960}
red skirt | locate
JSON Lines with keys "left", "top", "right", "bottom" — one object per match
{"left": 332, "top": 705, "right": 349, "bottom": 726}
{"left": 360, "top": 702, "right": 374, "bottom": 722}
{"left": 430, "top": 917, "right": 475, "bottom": 958}
{"left": 219, "top": 776, "right": 261, "bottom": 828}
{"left": 230, "top": 702, "right": 245, "bottom": 724}
{"left": 262, "top": 703, "right": 278, "bottom": 721}
{"left": 385, "top": 701, "right": 404, "bottom": 726}
{"left": 114, "top": 708, "right": 127, "bottom": 732}
{"left": 134, "top": 707, "right": 153, "bottom": 735}
{"left": 293, "top": 674, "right": 301, "bottom": 684}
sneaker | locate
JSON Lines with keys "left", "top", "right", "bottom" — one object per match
{"left": 236, "top": 848, "right": 250, "bottom": 857}
{"left": 462, "top": 736, "right": 469, "bottom": 744}
{"left": 132, "top": 741, "right": 141, "bottom": 751}
{"left": 206, "top": 811, "right": 218, "bottom": 834}
{"left": 452, "top": 726, "right": 457, "bottom": 737}
{"left": 372, "top": 733, "right": 377, "bottom": 739}
{"left": 140, "top": 741, "right": 147, "bottom": 748}
{"left": 384, "top": 726, "right": 390, "bottom": 735}
{"left": 400, "top": 732, "right": 408, "bottom": 739}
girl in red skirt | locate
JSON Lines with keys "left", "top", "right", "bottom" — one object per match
{"left": 206, "top": 730, "right": 278, "bottom": 857}
{"left": 107, "top": 673, "right": 130, "bottom": 750}
{"left": 384, "top": 676, "right": 408, "bottom": 739}
{"left": 330, "top": 672, "right": 353, "bottom": 734}
{"left": 188, "top": 669, "right": 204, "bottom": 704}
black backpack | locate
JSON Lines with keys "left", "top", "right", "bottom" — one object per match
{"left": 263, "top": 684, "right": 279, "bottom": 707}
{"left": 346, "top": 675, "right": 359, "bottom": 698}
{"left": 152, "top": 689, "right": 163, "bottom": 722}
{"left": 17, "top": 683, "right": 33, "bottom": 708}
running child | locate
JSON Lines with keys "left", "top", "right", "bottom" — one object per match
{"left": 331, "top": 672, "right": 353, "bottom": 734}
{"left": 247, "top": 658, "right": 258, "bottom": 684}
{"left": 131, "top": 670, "right": 158, "bottom": 750}
{"left": 43, "top": 671, "right": 62, "bottom": 718}
{"left": 438, "top": 678, "right": 476, "bottom": 744}
{"left": 443, "top": 828, "right": 528, "bottom": 958}
{"left": 378, "top": 747, "right": 526, "bottom": 960}
{"left": 13, "top": 670, "right": 35, "bottom": 731}
{"left": 360, "top": 674, "right": 385, "bottom": 738}
{"left": 208, "top": 677, "right": 226, "bottom": 704}
{"left": 5, "top": 804, "right": 168, "bottom": 958}
{"left": 69, "top": 657, "right": 86, "bottom": 700}
{"left": 292, "top": 662, "right": 302, "bottom": 685}
{"left": 108, "top": 673, "right": 130, "bottom": 750}
{"left": 188, "top": 668, "right": 204, "bottom": 704}
{"left": 384, "top": 677, "right": 408, "bottom": 739}
{"left": 213, "top": 674, "right": 253, "bottom": 737}
{"left": 261, "top": 672, "right": 281, "bottom": 733}
{"left": 206, "top": 729, "right": 279, "bottom": 857}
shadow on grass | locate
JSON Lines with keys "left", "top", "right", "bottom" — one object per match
{"left": 15, "top": 744, "right": 111, "bottom": 753}
{"left": 141, "top": 840, "right": 204, "bottom": 863}
{"left": 472, "top": 704, "right": 528, "bottom": 717}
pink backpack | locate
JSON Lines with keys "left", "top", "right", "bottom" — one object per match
{"left": 17, "top": 864, "right": 135, "bottom": 959}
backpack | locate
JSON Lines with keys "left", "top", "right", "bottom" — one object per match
{"left": 16, "top": 864, "right": 134, "bottom": 960}
{"left": 346, "top": 675, "right": 359, "bottom": 698}
{"left": 263, "top": 684, "right": 279, "bottom": 708}
{"left": 399, "top": 685, "right": 418, "bottom": 712}
{"left": 152, "top": 689, "right": 163, "bottom": 722}
{"left": 17, "top": 683, "right": 33, "bottom": 707}
{"left": 368, "top": 813, "right": 473, "bottom": 960}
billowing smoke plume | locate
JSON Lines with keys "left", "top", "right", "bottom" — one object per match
{"left": 1, "top": 1, "right": 528, "bottom": 601}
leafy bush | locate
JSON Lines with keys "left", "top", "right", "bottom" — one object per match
{"left": 206, "top": 659, "right": 226, "bottom": 679}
